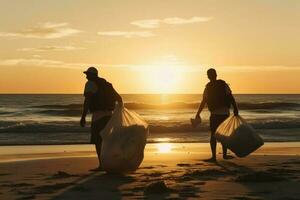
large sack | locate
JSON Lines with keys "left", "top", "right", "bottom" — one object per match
{"left": 100, "top": 104, "right": 148, "bottom": 173}
{"left": 215, "top": 115, "right": 264, "bottom": 157}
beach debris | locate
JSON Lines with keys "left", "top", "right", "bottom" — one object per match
{"left": 235, "top": 171, "right": 286, "bottom": 182}
{"left": 144, "top": 181, "right": 172, "bottom": 194}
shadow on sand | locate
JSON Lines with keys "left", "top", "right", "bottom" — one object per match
{"left": 52, "top": 172, "right": 140, "bottom": 199}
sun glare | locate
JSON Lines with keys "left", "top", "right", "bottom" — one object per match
{"left": 150, "top": 67, "right": 180, "bottom": 93}
{"left": 156, "top": 143, "right": 173, "bottom": 153}
{"left": 143, "top": 56, "right": 184, "bottom": 93}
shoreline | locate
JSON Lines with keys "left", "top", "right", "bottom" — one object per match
{"left": 0, "top": 142, "right": 299, "bottom": 163}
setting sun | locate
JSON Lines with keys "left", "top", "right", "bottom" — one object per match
{"left": 141, "top": 56, "right": 184, "bottom": 93}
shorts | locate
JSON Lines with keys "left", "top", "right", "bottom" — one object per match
{"left": 90, "top": 116, "right": 111, "bottom": 144}
{"left": 210, "top": 114, "right": 229, "bottom": 134}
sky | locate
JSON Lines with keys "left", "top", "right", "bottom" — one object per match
{"left": 0, "top": 0, "right": 300, "bottom": 94}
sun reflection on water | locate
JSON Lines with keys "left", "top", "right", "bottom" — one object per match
{"left": 156, "top": 143, "right": 173, "bottom": 153}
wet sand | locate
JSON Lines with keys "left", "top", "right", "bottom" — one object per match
{"left": 0, "top": 143, "right": 299, "bottom": 200}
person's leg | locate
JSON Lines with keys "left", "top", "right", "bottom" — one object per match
{"left": 95, "top": 142, "right": 102, "bottom": 165}
{"left": 210, "top": 133, "right": 217, "bottom": 160}
{"left": 90, "top": 120, "right": 101, "bottom": 171}
{"left": 222, "top": 144, "right": 227, "bottom": 158}
{"left": 204, "top": 115, "right": 217, "bottom": 162}
{"left": 90, "top": 116, "right": 111, "bottom": 171}
{"left": 89, "top": 141, "right": 104, "bottom": 171}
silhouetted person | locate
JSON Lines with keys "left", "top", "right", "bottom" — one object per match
{"left": 195, "top": 68, "right": 238, "bottom": 162}
{"left": 80, "top": 67, "right": 122, "bottom": 171}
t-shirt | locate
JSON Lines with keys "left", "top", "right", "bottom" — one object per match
{"left": 203, "top": 83, "right": 231, "bottom": 115}
{"left": 83, "top": 80, "right": 112, "bottom": 121}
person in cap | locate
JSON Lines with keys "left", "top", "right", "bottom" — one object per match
{"left": 80, "top": 66, "right": 122, "bottom": 171}
{"left": 195, "top": 68, "right": 239, "bottom": 162}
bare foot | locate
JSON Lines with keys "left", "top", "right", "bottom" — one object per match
{"left": 223, "top": 155, "right": 235, "bottom": 160}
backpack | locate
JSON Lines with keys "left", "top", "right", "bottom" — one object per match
{"left": 206, "top": 80, "right": 231, "bottom": 111}
{"left": 89, "top": 78, "right": 118, "bottom": 112}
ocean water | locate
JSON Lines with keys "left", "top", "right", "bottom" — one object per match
{"left": 0, "top": 94, "right": 299, "bottom": 145}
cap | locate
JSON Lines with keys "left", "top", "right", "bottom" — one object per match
{"left": 83, "top": 67, "right": 98, "bottom": 75}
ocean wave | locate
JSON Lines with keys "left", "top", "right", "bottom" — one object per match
{"left": 0, "top": 121, "right": 89, "bottom": 133}
{"left": 1, "top": 119, "right": 300, "bottom": 134}
{"left": 238, "top": 102, "right": 300, "bottom": 110}
{"left": 38, "top": 109, "right": 82, "bottom": 116}
{"left": 36, "top": 102, "right": 300, "bottom": 110}
{"left": 28, "top": 102, "right": 300, "bottom": 117}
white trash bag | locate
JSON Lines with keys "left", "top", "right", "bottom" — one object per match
{"left": 215, "top": 115, "right": 264, "bottom": 157}
{"left": 100, "top": 104, "right": 148, "bottom": 173}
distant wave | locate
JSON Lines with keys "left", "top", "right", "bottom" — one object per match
{"left": 1, "top": 119, "right": 300, "bottom": 145}
{"left": 238, "top": 102, "right": 300, "bottom": 110}
{"left": 1, "top": 119, "right": 300, "bottom": 134}
{"left": 27, "top": 102, "right": 300, "bottom": 117}
{"left": 0, "top": 121, "right": 208, "bottom": 133}
{"left": 0, "top": 121, "right": 86, "bottom": 133}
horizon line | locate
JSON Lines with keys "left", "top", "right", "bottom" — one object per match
{"left": 0, "top": 93, "right": 299, "bottom": 95}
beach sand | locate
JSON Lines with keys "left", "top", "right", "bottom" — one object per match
{"left": 0, "top": 143, "right": 299, "bottom": 200}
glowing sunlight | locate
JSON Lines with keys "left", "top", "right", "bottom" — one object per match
{"left": 156, "top": 143, "right": 173, "bottom": 153}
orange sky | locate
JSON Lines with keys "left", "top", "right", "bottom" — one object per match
{"left": 0, "top": 0, "right": 300, "bottom": 94}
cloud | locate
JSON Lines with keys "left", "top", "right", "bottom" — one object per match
{"left": 0, "top": 58, "right": 64, "bottom": 67}
{"left": 216, "top": 65, "right": 300, "bottom": 72}
{"left": 163, "top": 17, "right": 212, "bottom": 25}
{"left": 32, "top": 55, "right": 42, "bottom": 58}
{"left": 130, "top": 19, "right": 160, "bottom": 29}
{"left": 0, "top": 58, "right": 132, "bottom": 70}
{"left": 0, "top": 22, "right": 82, "bottom": 39}
{"left": 18, "top": 45, "right": 85, "bottom": 52}
{"left": 98, "top": 16, "right": 211, "bottom": 38}
{"left": 131, "top": 16, "right": 212, "bottom": 29}
{"left": 97, "top": 31, "right": 155, "bottom": 38}
{"left": 1, "top": 57, "right": 300, "bottom": 73}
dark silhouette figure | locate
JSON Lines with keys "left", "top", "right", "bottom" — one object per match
{"left": 80, "top": 67, "right": 122, "bottom": 171}
{"left": 195, "top": 68, "right": 239, "bottom": 162}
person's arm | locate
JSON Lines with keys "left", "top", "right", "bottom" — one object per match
{"left": 111, "top": 86, "right": 123, "bottom": 105}
{"left": 115, "top": 90, "right": 123, "bottom": 105}
{"left": 80, "top": 92, "right": 92, "bottom": 127}
{"left": 226, "top": 84, "right": 239, "bottom": 116}
{"left": 230, "top": 94, "right": 239, "bottom": 116}
{"left": 195, "top": 89, "right": 207, "bottom": 118}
